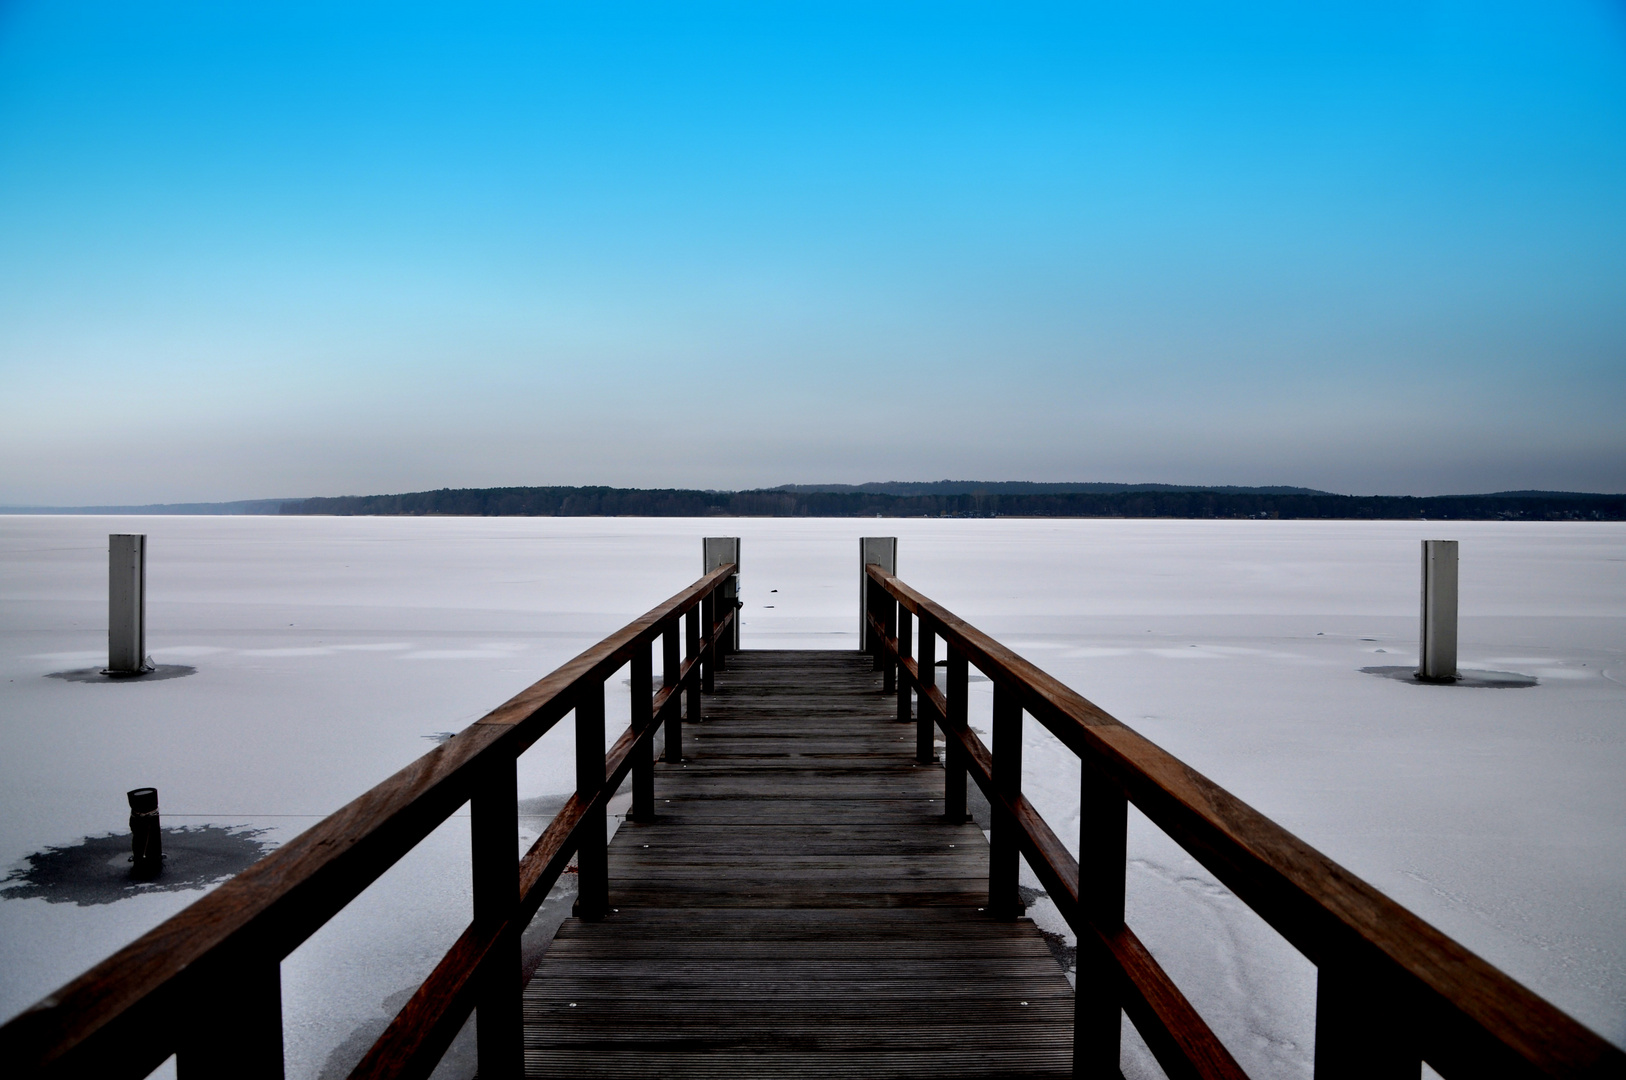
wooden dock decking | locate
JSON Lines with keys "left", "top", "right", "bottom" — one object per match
{"left": 523, "top": 650, "right": 1076, "bottom": 1079}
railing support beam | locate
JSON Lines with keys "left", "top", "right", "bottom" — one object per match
{"left": 574, "top": 684, "right": 609, "bottom": 921}
{"left": 630, "top": 647, "right": 655, "bottom": 823}
{"left": 178, "top": 951, "right": 283, "bottom": 1080}
{"left": 663, "top": 621, "right": 682, "bottom": 763}
{"left": 895, "top": 607, "right": 913, "bottom": 726}
{"left": 471, "top": 757, "right": 521, "bottom": 1078}
{"left": 944, "top": 644, "right": 969, "bottom": 823}
{"left": 882, "top": 592, "right": 897, "bottom": 693}
{"left": 701, "top": 593, "right": 716, "bottom": 693}
{"left": 916, "top": 623, "right": 936, "bottom": 764}
{"left": 1314, "top": 960, "right": 1420, "bottom": 1079}
{"left": 1075, "top": 759, "right": 1127, "bottom": 1078}
{"left": 990, "top": 682, "right": 1023, "bottom": 919}
{"left": 685, "top": 606, "right": 702, "bottom": 724}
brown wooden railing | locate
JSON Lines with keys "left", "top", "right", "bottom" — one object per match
{"left": 864, "top": 563, "right": 1624, "bottom": 1080}
{"left": 0, "top": 562, "right": 740, "bottom": 1080}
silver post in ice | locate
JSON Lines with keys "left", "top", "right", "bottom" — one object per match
{"left": 107, "top": 534, "right": 151, "bottom": 675}
{"left": 859, "top": 536, "right": 896, "bottom": 652}
{"left": 703, "top": 537, "right": 741, "bottom": 652}
{"left": 1418, "top": 539, "right": 1459, "bottom": 681}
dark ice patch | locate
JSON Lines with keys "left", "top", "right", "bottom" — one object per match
{"left": 47, "top": 665, "right": 197, "bottom": 684}
{"left": 1361, "top": 666, "right": 1538, "bottom": 689}
{"left": 1015, "top": 887, "right": 1076, "bottom": 972}
{"left": 1037, "top": 927, "right": 1077, "bottom": 974}
{"left": 1, "top": 825, "right": 275, "bottom": 906}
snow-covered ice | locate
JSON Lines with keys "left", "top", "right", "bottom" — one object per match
{"left": 1, "top": 515, "right": 1622, "bottom": 1078}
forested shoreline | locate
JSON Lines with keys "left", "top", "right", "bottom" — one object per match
{"left": 280, "top": 486, "right": 1625, "bottom": 521}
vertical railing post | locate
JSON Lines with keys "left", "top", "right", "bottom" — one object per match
{"left": 574, "top": 683, "right": 608, "bottom": 921}
{"left": 715, "top": 581, "right": 731, "bottom": 672}
{"left": 720, "top": 572, "right": 738, "bottom": 659}
{"left": 882, "top": 591, "right": 897, "bottom": 693}
{"left": 701, "top": 591, "right": 717, "bottom": 694}
{"left": 895, "top": 605, "right": 913, "bottom": 726}
{"left": 1075, "top": 758, "right": 1127, "bottom": 1077}
{"left": 989, "top": 682, "right": 1023, "bottom": 918}
{"left": 916, "top": 621, "right": 936, "bottom": 764}
{"left": 472, "top": 756, "right": 521, "bottom": 1077}
{"left": 1314, "top": 960, "right": 1419, "bottom": 1079}
{"left": 871, "top": 579, "right": 884, "bottom": 670}
{"left": 631, "top": 644, "right": 654, "bottom": 823}
{"left": 685, "top": 604, "right": 702, "bottom": 723}
{"left": 868, "top": 578, "right": 884, "bottom": 672}
{"left": 179, "top": 953, "right": 284, "bottom": 1080}
{"left": 663, "top": 619, "right": 682, "bottom": 763}
{"left": 944, "top": 643, "right": 969, "bottom": 823}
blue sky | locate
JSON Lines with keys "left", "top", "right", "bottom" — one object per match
{"left": 1, "top": 1, "right": 1623, "bottom": 502}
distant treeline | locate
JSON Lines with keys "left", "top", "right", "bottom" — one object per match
{"left": 281, "top": 486, "right": 1625, "bottom": 520}
{"left": 772, "top": 481, "right": 1329, "bottom": 497}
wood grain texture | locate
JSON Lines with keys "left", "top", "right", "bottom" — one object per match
{"left": 524, "top": 651, "right": 1076, "bottom": 1079}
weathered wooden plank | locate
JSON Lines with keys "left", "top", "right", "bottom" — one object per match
{"left": 524, "top": 650, "right": 1075, "bottom": 1079}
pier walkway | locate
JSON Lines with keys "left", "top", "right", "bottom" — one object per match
{"left": 525, "top": 651, "right": 1073, "bottom": 1078}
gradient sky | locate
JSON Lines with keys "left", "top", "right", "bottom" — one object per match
{"left": 2, "top": 2, "right": 1624, "bottom": 503}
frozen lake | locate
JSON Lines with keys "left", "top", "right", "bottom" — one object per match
{"left": 1, "top": 515, "right": 1622, "bottom": 1078}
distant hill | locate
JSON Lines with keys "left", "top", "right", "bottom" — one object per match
{"left": 1467, "top": 490, "right": 1624, "bottom": 500}
{"left": 279, "top": 485, "right": 1625, "bottom": 521}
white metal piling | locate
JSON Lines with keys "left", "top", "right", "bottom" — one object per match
{"left": 703, "top": 537, "right": 741, "bottom": 651}
{"left": 107, "top": 534, "right": 150, "bottom": 675}
{"left": 859, "top": 537, "right": 897, "bottom": 651}
{"left": 1418, "top": 539, "right": 1459, "bottom": 681}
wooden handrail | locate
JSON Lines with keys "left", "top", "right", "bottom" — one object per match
{"left": 1, "top": 563, "right": 740, "bottom": 1080}
{"left": 866, "top": 563, "right": 1624, "bottom": 1080}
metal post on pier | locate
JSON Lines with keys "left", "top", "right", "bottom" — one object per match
{"left": 858, "top": 537, "right": 896, "bottom": 654}
{"left": 107, "top": 534, "right": 151, "bottom": 675}
{"left": 703, "top": 537, "right": 741, "bottom": 654}
{"left": 1418, "top": 539, "right": 1459, "bottom": 682}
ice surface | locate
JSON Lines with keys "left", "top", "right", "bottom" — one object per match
{"left": 1, "top": 516, "right": 1622, "bottom": 1078}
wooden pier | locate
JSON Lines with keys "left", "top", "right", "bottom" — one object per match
{"left": 5, "top": 539, "right": 1622, "bottom": 1080}
{"left": 526, "top": 651, "right": 1073, "bottom": 1078}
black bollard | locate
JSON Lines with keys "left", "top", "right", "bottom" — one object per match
{"left": 128, "top": 787, "right": 162, "bottom": 880}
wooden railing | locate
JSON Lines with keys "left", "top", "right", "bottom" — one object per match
{"left": 864, "top": 563, "right": 1624, "bottom": 1080}
{"left": 0, "top": 562, "right": 740, "bottom": 1080}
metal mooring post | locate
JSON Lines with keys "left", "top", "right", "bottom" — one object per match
{"left": 127, "top": 787, "right": 162, "bottom": 880}
{"left": 1418, "top": 539, "right": 1459, "bottom": 682}
{"left": 703, "top": 537, "right": 741, "bottom": 652}
{"left": 107, "top": 534, "right": 152, "bottom": 675}
{"left": 859, "top": 537, "right": 897, "bottom": 653}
